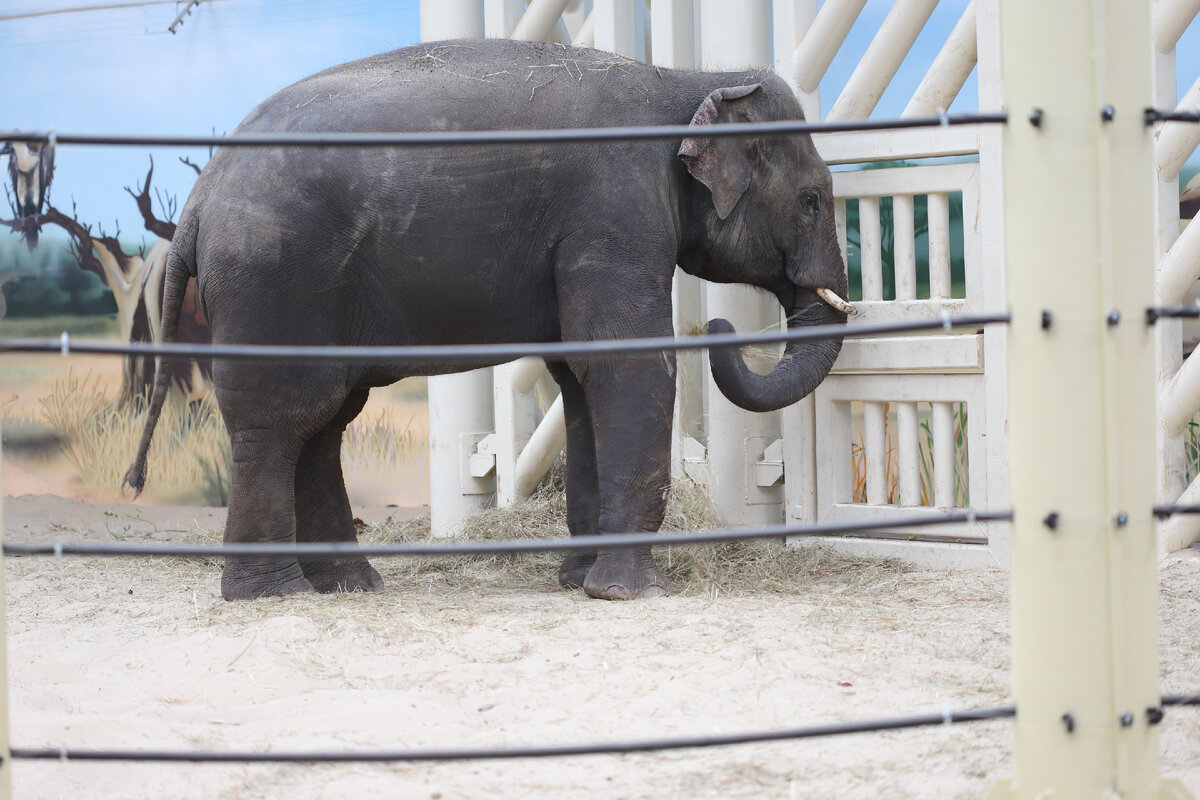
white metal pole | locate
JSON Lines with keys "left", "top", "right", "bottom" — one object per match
{"left": 419, "top": 0, "right": 494, "bottom": 537}
{"left": 992, "top": 0, "right": 1186, "bottom": 795}
{"left": 698, "top": 0, "right": 783, "bottom": 527}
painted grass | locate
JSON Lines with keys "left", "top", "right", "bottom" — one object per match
{"left": 16, "top": 371, "right": 429, "bottom": 507}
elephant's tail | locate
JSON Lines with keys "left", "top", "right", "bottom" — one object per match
{"left": 123, "top": 244, "right": 192, "bottom": 499}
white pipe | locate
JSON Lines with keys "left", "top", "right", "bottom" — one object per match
{"left": 1155, "top": 73, "right": 1200, "bottom": 180}
{"left": 1153, "top": 0, "right": 1200, "bottom": 52}
{"left": 1161, "top": 348, "right": 1200, "bottom": 436}
{"left": 859, "top": 197, "right": 883, "bottom": 300}
{"left": 791, "top": 0, "right": 868, "bottom": 93}
{"left": 902, "top": 0, "right": 977, "bottom": 117}
{"left": 571, "top": 10, "right": 595, "bottom": 47}
{"left": 510, "top": 0, "right": 571, "bottom": 42}
{"left": 514, "top": 395, "right": 567, "bottom": 498}
{"left": 1159, "top": 475, "right": 1200, "bottom": 554}
{"left": 898, "top": 401, "right": 920, "bottom": 506}
{"left": 511, "top": 356, "right": 548, "bottom": 395}
{"left": 932, "top": 401, "right": 955, "bottom": 507}
{"left": 865, "top": 401, "right": 887, "bottom": 505}
{"left": 827, "top": 0, "right": 939, "bottom": 121}
{"left": 893, "top": 194, "right": 916, "bottom": 300}
{"left": 1157, "top": 202, "right": 1200, "bottom": 304}
{"left": 928, "top": 192, "right": 952, "bottom": 298}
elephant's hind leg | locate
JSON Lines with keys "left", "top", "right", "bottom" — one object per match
{"left": 220, "top": 427, "right": 314, "bottom": 601}
{"left": 294, "top": 389, "right": 383, "bottom": 593}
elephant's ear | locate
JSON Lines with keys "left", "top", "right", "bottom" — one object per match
{"left": 678, "top": 83, "right": 762, "bottom": 220}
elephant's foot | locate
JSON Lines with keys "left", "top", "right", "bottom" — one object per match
{"left": 221, "top": 558, "right": 315, "bottom": 601}
{"left": 582, "top": 549, "right": 669, "bottom": 600}
{"left": 300, "top": 556, "right": 385, "bottom": 594}
{"left": 557, "top": 551, "right": 597, "bottom": 589}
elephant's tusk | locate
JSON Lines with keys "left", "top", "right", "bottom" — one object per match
{"left": 816, "top": 287, "right": 857, "bottom": 316}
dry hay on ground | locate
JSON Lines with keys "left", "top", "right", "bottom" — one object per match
{"left": 3, "top": 487, "right": 1199, "bottom": 799}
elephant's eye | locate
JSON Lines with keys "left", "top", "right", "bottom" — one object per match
{"left": 801, "top": 189, "right": 821, "bottom": 215}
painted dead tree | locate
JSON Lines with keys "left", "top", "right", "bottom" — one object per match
{"left": 1, "top": 147, "right": 211, "bottom": 403}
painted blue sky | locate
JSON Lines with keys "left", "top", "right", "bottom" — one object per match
{"left": 1, "top": 1, "right": 1197, "bottom": 253}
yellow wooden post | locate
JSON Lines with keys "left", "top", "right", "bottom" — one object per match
{"left": 992, "top": 0, "right": 1192, "bottom": 797}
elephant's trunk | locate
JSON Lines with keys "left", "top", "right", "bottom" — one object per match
{"left": 707, "top": 287, "right": 850, "bottom": 413}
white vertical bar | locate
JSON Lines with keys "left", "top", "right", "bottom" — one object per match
{"left": 428, "top": 370, "right": 494, "bottom": 536}
{"left": 893, "top": 194, "right": 916, "bottom": 301}
{"left": 928, "top": 191, "right": 952, "bottom": 298}
{"left": 650, "top": 0, "right": 696, "bottom": 69}
{"left": 897, "top": 401, "right": 920, "bottom": 506}
{"left": 484, "top": 0, "right": 525, "bottom": 37}
{"left": 932, "top": 401, "right": 955, "bottom": 507}
{"left": 860, "top": 197, "right": 883, "bottom": 301}
{"left": 773, "top": 0, "right": 820, "bottom": 118}
{"left": 994, "top": 0, "right": 1164, "bottom": 793}
{"left": 594, "top": 0, "right": 639, "bottom": 57}
{"left": 864, "top": 401, "right": 887, "bottom": 505}
{"left": 421, "top": 2, "right": 491, "bottom": 538}
{"left": 835, "top": 197, "right": 848, "bottom": 265}
{"left": 698, "top": 0, "right": 781, "bottom": 527}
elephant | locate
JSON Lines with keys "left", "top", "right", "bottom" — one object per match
{"left": 125, "top": 39, "right": 851, "bottom": 602}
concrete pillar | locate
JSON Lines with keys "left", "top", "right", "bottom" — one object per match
{"left": 697, "top": 0, "right": 784, "bottom": 527}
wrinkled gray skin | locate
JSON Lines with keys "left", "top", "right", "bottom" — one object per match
{"left": 125, "top": 40, "right": 848, "bottom": 601}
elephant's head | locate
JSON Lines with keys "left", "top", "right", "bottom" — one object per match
{"left": 677, "top": 79, "right": 851, "bottom": 413}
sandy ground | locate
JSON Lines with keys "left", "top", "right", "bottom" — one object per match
{"left": 0, "top": 495, "right": 1196, "bottom": 799}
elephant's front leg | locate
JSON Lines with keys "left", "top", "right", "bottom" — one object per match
{"left": 576, "top": 353, "right": 676, "bottom": 600}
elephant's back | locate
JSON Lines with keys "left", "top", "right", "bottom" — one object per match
{"left": 233, "top": 39, "right": 694, "bottom": 135}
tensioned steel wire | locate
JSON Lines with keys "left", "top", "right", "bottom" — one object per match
{"left": 8, "top": 707, "right": 1017, "bottom": 764}
{"left": 0, "top": 111, "right": 1008, "bottom": 151}
{"left": 0, "top": 312, "right": 1012, "bottom": 364}
{"left": 2, "top": 510, "right": 1015, "bottom": 560}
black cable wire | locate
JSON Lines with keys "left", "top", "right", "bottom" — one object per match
{"left": 8, "top": 706, "right": 1015, "bottom": 763}
{"left": 2, "top": 509, "right": 1014, "bottom": 559}
{"left": 1152, "top": 504, "right": 1200, "bottom": 519}
{"left": 0, "top": 313, "right": 1011, "bottom": 365}
{"left": 1163, "top": 694, "right": 1200, "bottom": 707}
{"left": 1145, "top": 306, "right": 1200, "bottom": 324}
{"left": 1, "top": 112, "right": 1008, "bottom": 150}
{"left": 1144, "top": 108, "right": 1200, "bottom": 124}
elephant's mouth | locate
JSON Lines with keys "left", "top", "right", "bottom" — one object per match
{"left": 815, "top": 287, "right": 857, "bottom": 316}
